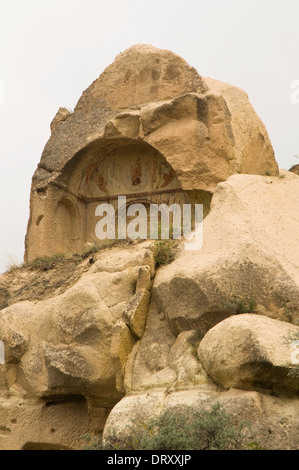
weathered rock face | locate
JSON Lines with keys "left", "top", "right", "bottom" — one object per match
{"left": 1, "top": 171, "right": 299, "bottom": 449}
{"left": 75, "top": 44, "right": 207, "bottom": 111}
{"left": 152, "top": 171, "right": 299, "bottom": 339}
{"left": 0, "top": 242, "right": 155, "bottom": 449}
{"left": 104, "top": 171, "right": 299, "bottom": 450}
{"left": 25, "top": 44, "right": 278, "bottom": 262}
{"left": 3, "top": 45, "right": 298, "bottom": 450}
{"left": 50, "top": 107, "right": 71, "bottom": 133}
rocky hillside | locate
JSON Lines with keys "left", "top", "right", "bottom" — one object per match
{"left": 0, "top": 170, "right": 298, "bottom": 450}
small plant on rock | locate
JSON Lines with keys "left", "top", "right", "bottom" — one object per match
{"left": 154, "top": 239, "right": 178, "bottom": 267}
{"left": 224, "top": 290, "right": 256, "bottom": 314}
{"left": 27, "top": 253, "right": 66, "bottom": 271}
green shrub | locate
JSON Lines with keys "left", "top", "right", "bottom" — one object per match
{"left": 81, "top": 433, "right": 104, "bottom": 450}
{"left": 134, "top": 403, "right": 253, "bottom": 450}
{"left": 86, "top": 403, "right": 258, "bottom": 451}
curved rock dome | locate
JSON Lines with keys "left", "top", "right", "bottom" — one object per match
{"left": 76, "top": 44, "right": 208, "bottom": 111}
{"left": 25, "top": 44, "right": 278, "bottom": 261}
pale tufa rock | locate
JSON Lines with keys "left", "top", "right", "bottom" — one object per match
{"left": 110, "top": 320, "right": 136, "bottom": 393}
{"left": 135, "top": 265, "right": 152, "bottom": 292}
{"left": 152, "top": 173, "right": 299, "bottom": 337}
{"left": 50, "top": 107, "right": 71, "bottom": 133}
{"left": 198, "top": 314, "right": 299, "bottom": 394}
{"left": 26, "top": 45, "right": 278, "bottom": 262}
{"left": 122, "top": 289, "right": 151, "bottom": 339}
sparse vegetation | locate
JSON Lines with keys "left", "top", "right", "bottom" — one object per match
{"left": 224, "top": 290, "right": 256, "bottom": 314}
{"left": 79, "top": 238, "right": 130, "bottom": 259}
{"left": 82, "top": 403, "right": 259, "bottom": 450}
{"left": 0, "top": 240, "right": 141, "bottom": 309}
{"left": 134, "top": 403, "right": 254, "bottom": 450}
{"left": 5, "top": 254, "right": 24, "bottom": 273}
{"left": 80, "top": 240, "right": 104, "bottom": 259}
{"left": 27, "top": 253, "right": 66, "bottom": 271}
{"left": 81, "top": 433, "right": 105, "bottom": 450}
{"left": 10, "top": 239, "right": 131, "bottom": 273}
{"left": 1, "top": 253, "right": 84, "bottom": 308}
{"left": 154, "top": 239, "right": 178, "bottom": 267}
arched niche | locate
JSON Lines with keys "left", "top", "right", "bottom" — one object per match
{"left": 54, "top": 137, "right": 211, "bottom": 246}
{"left": 66, "top": 138, "right": 181, "bottom": 199}
{"left": 54, "top": 197, "right": 81, "bottom": 253}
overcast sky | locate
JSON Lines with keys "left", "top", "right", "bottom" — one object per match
{"left": 0, "top": 0, "right": 298, "bottom": 272}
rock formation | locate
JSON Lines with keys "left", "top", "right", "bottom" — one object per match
{"left": 0, "top": 242, "right": 155, "bottom": 449}
{"left": 103, "top": 171, "right": 299, "bottom": 451}
{"left": 0, "top": 45, "right": 298, "bottom": 450}
{"left": 25, "top": 44, "right": 278, "bottom": 261}
{"left": 289, "top": 164, "right": 299, "bottom": 176}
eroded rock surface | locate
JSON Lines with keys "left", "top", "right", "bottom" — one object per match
{"left": 198, "top": 314, "right": 299, "bottom": 394}
{"left": 1, "top": 45, "right": 298, "bottom": 450}
{"left": 0, "top": 243, "right": 154, "bottom": 449}
{"left": 2, "top": 171, "right": 299, "bottom": 449}
{"left": 152, "top": 171, "right": 299, "bottom": 338}
{"left": 104, "top": 172, "right": 299, "bottom": 451}
{"left": 25, "top": 44, "right": 278, "bottom": 261}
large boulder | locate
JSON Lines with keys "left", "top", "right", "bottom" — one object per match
{"left": 198, "top": 314, "right": 299, "bottom": 394}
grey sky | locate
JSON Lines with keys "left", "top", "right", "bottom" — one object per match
{"left": 0, "top": 0, "right": 298, "bottom": 272}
